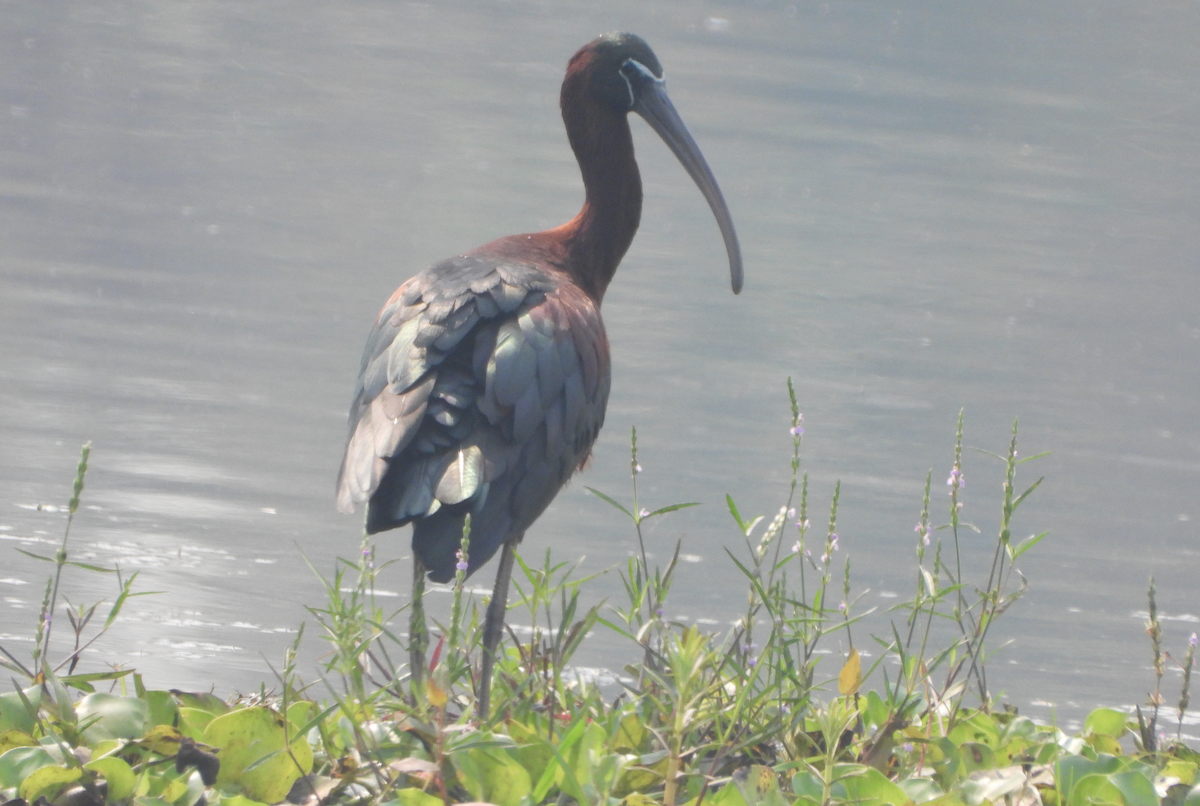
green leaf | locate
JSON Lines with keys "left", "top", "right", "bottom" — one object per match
{"left": 20, "top": 763, "right": 82, "bottom": 803}
{"left": 392, "top": 788, "right": 445, "bottom": 806}
{"left": 1083, "top": 708, "right": 1129, "bottom": 739}
{"left": 85, "top": 756, "right": 137, "bottom": 801}
{"left": 1110, "top": 771, "right": 1159, "bottom": 806}
{"left": 1010, "top": 531, "right": 1049, "bottom": 561}
{"left": 77, "top": 692, "right": 149, "bottom": 742}
{"left": 647, "top": 502, "right": 701, "bottom": 517}
{"left": 835, "top": 764, "right": 909, "bottom": 806}
{"left": 585, "top": 487, "right": 634, "bottom": 518}
{"left": 203, "top": 705, "right": 313, "bottom": 803}
{"left": 0, "top": 685, "right": 42, "bottom": 735}
{"left": 0, "top": 745, "right": 58, "bottom": 789}
{"left": 898, "top": 777, "right": 945, "bottom": 804}
{"left": 1069, "top": 774, "right": 1124, "bottom": 806}
{"left": 731, "top": 765, "right": 790, "bottom": 806}
{"left": 453, "top": 745, "right": 532, "bottom": 806}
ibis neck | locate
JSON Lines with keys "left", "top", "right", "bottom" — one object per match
{"left": 552, "top": 101, "right": 642, "bottom": 303}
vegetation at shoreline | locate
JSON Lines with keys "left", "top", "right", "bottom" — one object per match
{"left": 2, "top": 381, "right": 1198, "bottom": 806}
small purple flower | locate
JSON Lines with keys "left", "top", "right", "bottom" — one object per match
{"left": 638, "top": 507, "right": 650, "bottom": 519}
{"left": 838, "top": 601, "right": 846, "bottom": 612}
{"left": 1191, "top": 633, "right": 1198, "bottom": 648}
{"left": 656, "top": 608, "right": 664, "bottom": 618}
{"left": 796, "top": 518, "right": 810, "bottom": 529}
{"left": 787, "top": 508, "right": 796, "bottom": 519}
{"left": 830, "top": 533, "right": 839, "bottom": 552}
{"left": 791, "top": 541, "right": 802, "bottom": 554}
{"left": 947, "top": 465, "right": 964, "bottom": 490}
{"left": 790, "top": 425, "right": 805, "bottom": 436}
{"left": 455, "top": 548, "right": 469, "bottom": 573}
{"left": 634, "top": 463, "right": 642, "bottom": 474}
{"left": 902, "top": 742, "right": 914, "bottom": 753}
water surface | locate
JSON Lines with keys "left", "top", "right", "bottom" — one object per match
{"left": 2, "top": 1, "right": 1198, "bottom": 728}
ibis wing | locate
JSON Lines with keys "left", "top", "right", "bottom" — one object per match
{"left": 336, "top": 256, "right": 611, "bottom": 581}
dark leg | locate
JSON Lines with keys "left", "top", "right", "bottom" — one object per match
{"left": 478, "top": 539, "right": 517, "bottom": 719}
{"left": 409, "top": 555, "right": 428, "bottom": 696}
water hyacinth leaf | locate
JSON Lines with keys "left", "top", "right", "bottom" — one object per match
{"left": 0, "top": 746, "right": 59, "bottom": 789}
{"left": 19, "top": 763, "right": 82, "bottom": 803}
{"left": 947, "top": 710, "right": 1002, "bottom": 748}
{"left": 140, "top": 724, "right": 185, "bottom": 755}
{"left": 77, "top": 692, "right": 149, "bottom": 742}
{"left": 791, "top": 771, "right": 823, "bottom": 802}
{"left": 171, "top": 690, "right": 231, "bottom": 716}
{"left": 731, "top": 764, "right": 790, "bottom": 806}
{"left": 1109, "top": 771, "right": 1160, "bottom": 806}
{"left": 85, "top": 756, "right": 137, "bottom": 801}
{"left": 1056, "top": 755, "right": 1124, "bottom": 803}
{"left": 453, "top": 745, "right": 532, "bottom": 806}
{"left": 863, "top": 689, "right": 889, "bottom": 729}
{"left": 178, "top": 706, "right": 218, "bottom": 739}
{"left": 219, "top": 795, "right": 272, "bottom": 806}
{"left": 0, "top": 729, "right": 37, "bottom": 755}
{"left": 143, "top": 689, "right": 180, "bottom": 728}
{"left": 959, "top": 766, "right": 1029, "bottom": 805}
{"left": 830, "top": 764, "right": 908, "bottom": 806}
{"left": 203, "top": 706, "right": 313, "bottom": 804}
{"left": 958, "top": 743, "right": 997, "bottom": 775}
{"left": 393, "top": 788, "right": 445, "bottom": 806}
{"left": 1069, "top": 773, "right": 1124, "bottom": 806}
{"left": 897, "top": 777, "right": 945, "bottom": 804}
{"left": 1162, "top": 760, "right": 1199, "bottom": 787}
{"left": 0, "top": 685, "right": 41, "bottom": 735}
{"left": 1084, "top": 708, "right": 1130, "bottom": 739}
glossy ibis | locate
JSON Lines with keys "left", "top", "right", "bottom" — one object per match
{"left": 336, "top": 32, "right": 742, "bottom": 716}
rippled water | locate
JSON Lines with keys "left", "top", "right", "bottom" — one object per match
{"left": 2, "top": 1, "right": 1198, "bottom": 727}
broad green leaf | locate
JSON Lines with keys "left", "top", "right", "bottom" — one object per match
{"left": 1110, "top": 771, "right": 1159, "bottom": 806}
{"left": 898, "top": 777, "right": 945, "bottom": 804}
{"left": 0, "top": 729, "right": 37, "bottom": 755}
{"left": 143, "top": 690, "right": 180, "bottom": 729}
{"left": 1069, "top": 773, "right": 1124, "bottom": 806}
{"left": 203, "top": 706, "right": 313, "bottom": 804}
{"left": 1163, "top": 760, "right": 1198, "bottom": 787}
{"left": 791, "top": 772, "right": 823, "bottom": 802}
{"left": 1084, "top": 708, "right": 1130, "bottom": 739}
{"left": 19, "top": 763, "right": 82, "bottom": 803}
{"left": 731, "top": 765, "right": 790, "bottom": 806}
{"left": 1057, "top": 755, "right": 1125, "bottom": 805}
{"left": 77, "top": 692, "right": 149, "bottom": 741}
{"left": 392, "top": 788, "right": 444, "bottom": 806}
{"left": 0, "top": 685, "right": 42, "bottom": 735}
{"left": 86, "top": 756, "right": 137, "bottom": 801}
{"left": 959, "top": 766, "right": 1029, "bottom": 806}
{"left": 454, "top": 745, "right": 532, "bottom": 806}
{"left": 172, "top": 690, "right": 231, "bottom": 715}
{"left": 836, "top": 764, "right": 908, "bottom": 806}
{"left": 0, "top": 745, "right": 58, "bottom": 789}
{"left": 178, "top": 706, "right": 217, "bottom": 739}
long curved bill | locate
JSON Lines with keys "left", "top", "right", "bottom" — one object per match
{"left": 633, "top": 79, "right": 744, "bottom": 294}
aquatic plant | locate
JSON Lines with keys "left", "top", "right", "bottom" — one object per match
{"left": 2, "top": 383, "right": 1198, "bottom": 806}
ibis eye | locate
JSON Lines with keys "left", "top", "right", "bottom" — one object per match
{"left": 618, "top": 58, "right": 661, "bottom": 107}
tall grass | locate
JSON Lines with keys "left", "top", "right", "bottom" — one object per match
{"left": 2, "top": 386, "right": 1198, "bottom": 806}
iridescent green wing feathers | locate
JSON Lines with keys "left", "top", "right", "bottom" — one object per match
{"left": 336, "top": 255, "right": 610, "bottom": 581}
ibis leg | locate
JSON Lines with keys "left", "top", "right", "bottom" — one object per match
{"left": 409, "top": 556, "right": 428, "bottom": 695}
{"left": 478, "top": 539, "right": 517, "bottom": 719}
